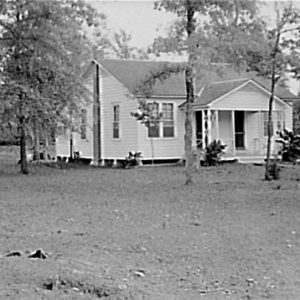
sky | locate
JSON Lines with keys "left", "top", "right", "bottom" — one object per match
{"left": 87, "top": 1, "right": 176, "bottom": 48}
{"left": 87, "top": 1, "right": 300, "bottom": 49}
{"left": 86, "top": 1, "right": 300, "bottom": 92}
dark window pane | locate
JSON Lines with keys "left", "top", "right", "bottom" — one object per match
{"left": 163, "top": 126, "right": 174, "bottom": 138}
{"left": 148, "top": 124, "right": 159, "bottom": 138}
{"left": 113, "top": 122, "right": 119, "bottom": 139}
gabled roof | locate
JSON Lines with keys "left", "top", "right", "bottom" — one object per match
{"left": 196, "top": 78, "right": 250, "bottom": 107}
{"left": 96, "top": 59, "right": 296, "bottom": 101}
{"left": 99, "top": 59, "right": 186, "bottom": 97}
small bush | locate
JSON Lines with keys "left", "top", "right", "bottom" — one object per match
{"left": 124, "top": 151, "right": 143, "bottom": 168}
{"left": 201, "top": 140, "right": 227, "bottom": 166}
{"left": 276, "top": 129, "right": 300, "bottom": 162}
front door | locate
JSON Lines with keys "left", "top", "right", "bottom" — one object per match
{"left": 195, "top": 111, "right": 203, "bottom": 148}
{"left": 235, "top": 111, "right": 245, "bottom": 149}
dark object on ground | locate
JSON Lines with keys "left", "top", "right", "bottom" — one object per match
{"left": 28, "top": 249, "right": 47, "bottom": 259}
{"left": 6, "top": 251, "right": 22, "bottom": 257}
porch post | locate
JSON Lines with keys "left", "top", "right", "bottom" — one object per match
{"left": 204, "top": 109, "right": 211, "bottom": 147}
{"left": 215, "top": 110, "right": 219, "bottom": 140}
{"left": 231, "top": 110, "right": 236, "bottom": 155}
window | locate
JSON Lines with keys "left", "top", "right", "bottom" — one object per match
{"left": 263, "top": 111, "right": 273, "bottom": 137}
{"left": 147, "top": 102, "right": 175, "bottom": 138}
{"left": 162, "top": 103, "right": 174, "bottom": 137}
{"left": 80, "top": 109, "right": 87, "bottom": 139}
{"left": 276, "top": 111, "right": 285, "bottom": 133}
{"left": 148, "top": 102, "right": 159, "bottom": 138}
{"left": 113, "top": 105, "right": 120, "bottom": 139}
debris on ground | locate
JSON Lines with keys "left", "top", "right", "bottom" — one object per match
{"left": 28, "top": 249, "right": 47, "bottom": 259}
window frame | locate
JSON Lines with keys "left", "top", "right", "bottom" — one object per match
{"left": 162, "top": 102, "right": 175, "bottom": 138}
{"left": 113, "top": 104, "right": 120, "bottom": 139}
{"left": 146, "top": 101, "right": 176, "bottom": 139}
{"left": 147, "top": 102, "right": 160, "bottom": 138}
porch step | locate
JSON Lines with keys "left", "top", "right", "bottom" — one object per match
{"left": 222, "top": 156, "right": 266, "bottom": 164}
{"left": 238, "top": 156, "right": 265, "bottom": 164}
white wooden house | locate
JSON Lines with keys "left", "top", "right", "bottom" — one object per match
{"left": 56, "top": 59, "right": 296, "bottom": 164}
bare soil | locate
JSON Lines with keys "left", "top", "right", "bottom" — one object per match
{"left": 1, "top": 158, "right": 300, "bottom": 299}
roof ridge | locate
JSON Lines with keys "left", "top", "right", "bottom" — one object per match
{"left": 99, "top": 58, "right": 183, "bottom": 64}
{"left": 212, "top": 78, "right": 250, "bottom": 84}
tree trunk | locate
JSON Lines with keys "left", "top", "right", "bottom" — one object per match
{"left": 32, "top": 118, "right": 40, "bottom": 161}
{"left": 185, "top": 63, "right": 194, "bottom": 185}
{"left": 265, "top": 30, "right": 280, "bottom": 181}
{"left": 184, "top": 2, "right": 196, "bottom": 185}
{"left": 265, "top": 94, "right": 274, "bottom": 180}
{"left": 20, "top": 116, "right": 29, "bottom": 174}
{"left": 150, "top": 137, "right": 154, "bottom": 167}
{"left": 44, "top": 129, "right": 49, "bottom": 160}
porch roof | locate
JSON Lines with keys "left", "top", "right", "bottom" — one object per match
{"left": 195, "top": 78, "right": 250, "bottom": 107}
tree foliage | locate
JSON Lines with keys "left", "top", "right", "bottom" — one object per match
{"left": 0, "top": 0, "right": 102, "bottom": 173}
{"left": 137, "top": 0, "right": 263, "bottom": 184}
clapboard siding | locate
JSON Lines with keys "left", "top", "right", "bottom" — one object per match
{"left": 212, "top": 86, "right": 288, "bottom": 111}
{"left": 136, "top": 101, "right": 185, "bottom": 159}
{"left": 101, "top": 74, "right": 138, "bottom": 159}
{"left": 245, "top": 111, "right": 261, "bottom": 153}
{"left": 75, "top": 103, "right": 94, "bottom": 159}
{"left": 218, "top": 111, "right": 234, "bottom": 152}
{"left": 56, "top": 132, "right": 70, "bottom": 157}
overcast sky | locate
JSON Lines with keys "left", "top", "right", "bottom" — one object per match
{"left": 87, "top": 1, "right": 176, "bottom": 48}
{"left": 86, "top": 1, "right": 300, "bottom": 93}
{"left": 87, "top": 1, "right": 300, "bottom": 49}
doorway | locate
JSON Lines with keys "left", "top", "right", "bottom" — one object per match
{"left": 195, "top": 111, "right": 203, "bottom": 148}
{"left": 235, "top": 111, "right": 245, "bottom": 149}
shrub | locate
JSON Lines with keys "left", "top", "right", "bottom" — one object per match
{"left": 276, "top": 129, "right": 300, "bottom": 162}
{"left": 201, "top": 140, "right": 227, "bottom": 166}
{"left": 124, "top": 151, "right": 143, "bottom": 168}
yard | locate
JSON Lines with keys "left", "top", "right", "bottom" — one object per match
{"left": 1, "top": 158, "right": 300, "bottom": 299}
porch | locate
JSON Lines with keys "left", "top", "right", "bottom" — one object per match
{"left": 194, "top": 109, "right": 282, "bottom": 163}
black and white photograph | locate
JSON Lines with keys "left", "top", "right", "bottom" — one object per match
{"left": 1, "top": 0, "right": 300, "bottom": 298}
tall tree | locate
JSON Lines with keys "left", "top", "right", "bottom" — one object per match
{"left": 243, "top": 2, "right": 300, "bottom": 180}
{"left": 138, "top": 0, "right": 261, "bottom": 184}
{"left": 0, "top": 0, "right": 101, "bottom": 173}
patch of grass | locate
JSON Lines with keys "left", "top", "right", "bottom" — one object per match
{"left": 1, "top": 164, "right": 300, "bottom": 299}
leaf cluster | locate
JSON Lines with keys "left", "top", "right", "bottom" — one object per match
{"left": 277, "top": 129, "right": 300, "bottom": 162}
{"left": 131, "top": 100, "right": 163, "bottom": 129}
{"left": 0, "top": 0, "right": 102, "bottom": 137}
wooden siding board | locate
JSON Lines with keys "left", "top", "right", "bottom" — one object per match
{"left": 245, "top": 112, "right": 261, "bottom": 154}
{"left": 56, "top": 132, "right": 70, "bottom": 157}
{"left": 75, "top": 104, "right": 94, "bottom": 159}
{"left": 212, "top": 89, "right": 289, "bottom": 111}
{"left": 218, "top": 111, "right": 234, "bottom": 152}
{"left": 101, "top": 75, "right": 138, "bottom": 159}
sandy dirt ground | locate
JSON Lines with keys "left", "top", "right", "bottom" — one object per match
{"left": 1, "top": 158, "right": 300, "bottom": 299}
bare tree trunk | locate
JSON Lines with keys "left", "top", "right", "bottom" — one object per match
{"left": 150, "top": 137, "right": 154, "bottom": 167}
{"left": 184, "top": 2, "right": 195, "bottom": 185}
{"left": 44, "top": 129, "right": 49, "bottom": 160}
{"left": 265, "top": 29, "right": 280, "bottom": 180}
{"left": 265, "top": 94, "right": 274, "bottom": 180}
{"left": 185, "top": 63, "right": 194, "bottom": 185}
{"left": 32, "top": 118, "right": 40, "bottom": 161}
{"left": 20, "top": 116, "right": 29, "bottom": 174}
